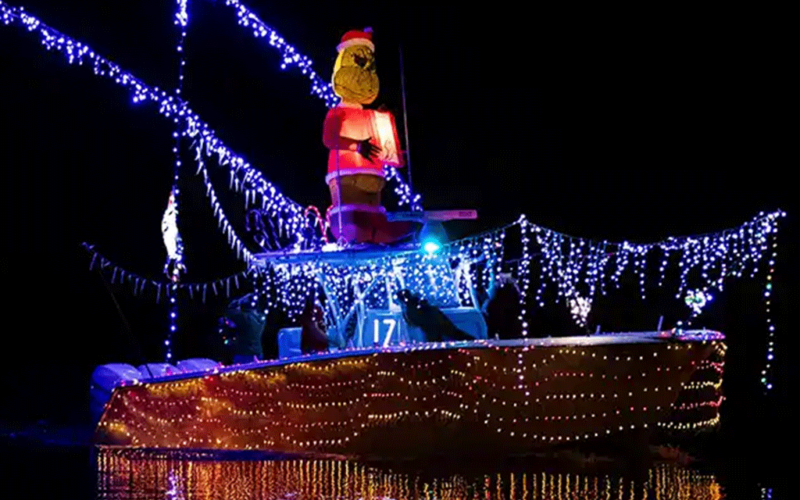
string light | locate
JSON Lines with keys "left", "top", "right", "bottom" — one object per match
{"left": 217, "top": 0, "right": 337, "bottom": 106}
{"left": 383, "top": 164, "right": 423, "bottom": 211}
{"left": 165, "top": 283, "right": 178, "bottom": 361}
{"left": 163, "top": 0, "right": 189, "bottom": 361}
{"left": 96, "top": 336, "right": 724, "bottom": 453}
{"left": 84, "top": 243, "right": 248, "bottom": 302}
{"left": 516, "top": 216, "right": 532, "bottom": 336}
{"left": 762, "top": 217, "right": 781, "bottom": 392}
{"left": 1, "top": 1, "right": 307, "bottom": 251}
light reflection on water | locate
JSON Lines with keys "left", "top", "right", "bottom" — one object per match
{"left": 95, "top": 448, "right": 724, "bottom": 499}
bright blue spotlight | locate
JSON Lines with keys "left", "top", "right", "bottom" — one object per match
{"left": 423, "top": 239, "right": 442, "bottom": 254}
{"left": 418, "top": 221, "right": 447, "bottom": 254}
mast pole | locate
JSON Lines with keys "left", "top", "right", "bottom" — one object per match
{"left": 399, "top": 44, "right": 413, "bottom": 197}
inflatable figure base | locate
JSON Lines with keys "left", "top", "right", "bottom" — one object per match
{"left": 328, "top": 205, "right": 415, "bottom": 244}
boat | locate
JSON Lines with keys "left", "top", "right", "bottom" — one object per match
{"left": 94, "top": 328, "right": 724, "bottom": 458}
{"left": 93, "top": 237, "right": 727, "bottom": 459}
{"left": 5, "top": 0, "right": 778, "bottom": 461}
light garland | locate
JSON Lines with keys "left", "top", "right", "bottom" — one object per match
{"left": 216, "top": 0, "right": 337, "bottom": 107}
{"left": 261, "top": 222, "right": 516, "bottom": 322}
{"left": 762, "top": 225, "right": 779, "bottom": 392}
{"left": 162, "top": 0, "right": 191, "bottom": 362}
{"left": 518, "top": 216, "right": 532, "bottom": 332}
{"left": 528, "top": 212, "right": 785, "bottom": 390}
{"left": 383, "top": 164, "right": 423, "bottom": 212}
{"left": 193, "top": 122, "right": 257, "bottom": 265}
{"left": 1, "top": 1, "right": 306, "bottom": 252}
{"left": 162, "top": 188, "right": 184, "bottom": 361}
{"left": 84, "top": 244, "right": 249, "bottom": 303}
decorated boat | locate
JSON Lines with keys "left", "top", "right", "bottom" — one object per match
{"left": 1, "top": 0, "right": 782, "bottom": 459}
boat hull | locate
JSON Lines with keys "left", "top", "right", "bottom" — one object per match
{"left": 95, "top": 334, "right": 724, "bottom": 458}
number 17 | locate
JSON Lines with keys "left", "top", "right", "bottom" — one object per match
{"left": 374, "top": 318, "right": 397, "bottom": 346}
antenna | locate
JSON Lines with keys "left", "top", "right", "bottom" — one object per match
{"left": 93, "top": 267, "right": 153, "bottom": 378}
{"left": 399, "top": 44, "right": 413, "bottom": 194}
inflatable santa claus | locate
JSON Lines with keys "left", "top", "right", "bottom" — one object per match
{"left": 323, "top": 28, "right": 411, "bottom": 244}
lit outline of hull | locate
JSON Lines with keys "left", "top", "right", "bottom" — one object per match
{"left": 95, "top": 332, "right": 725, "bottom": 458}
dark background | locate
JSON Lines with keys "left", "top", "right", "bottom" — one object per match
{"left": 0, "top": 0, "right": 794, "bottom": 467}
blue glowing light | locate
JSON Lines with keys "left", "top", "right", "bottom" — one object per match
{"left": 423, "top": 239, "right": 441, "bottom": 254}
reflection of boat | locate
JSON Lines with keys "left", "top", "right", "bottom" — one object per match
{"left": 95, "top": 447, "right": 724, "bottom": 499}
{"left": 94, "top": 330, "right": 724, "bottom": 459}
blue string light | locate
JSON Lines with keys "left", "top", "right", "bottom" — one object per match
{"left": 1, "top": 1, "right": 306, "bottom": 253}
{"left": 217, "top": 0, "right": 338, "bottom": 107}
{"left": 163, "top": 0, "right": 191, "bottom": 362}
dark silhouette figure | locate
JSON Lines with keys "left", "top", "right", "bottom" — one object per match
{"left": 300, "top": 297, "right": 329, "bottom": 354}
{"left": 225, "top": 293, "right": 267, "bottom": 364}
{"left": 481, "top": 274, "right": 523, "bottom": 339}
{"left": 396, "top": 289, "right": 473, "bottom": 342}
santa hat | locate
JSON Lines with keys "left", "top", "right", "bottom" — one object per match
{"left": 337, "top": 27, "right": 375, "bottom": 53}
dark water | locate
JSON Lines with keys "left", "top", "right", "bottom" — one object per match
{"left": 0, "top": 442, "right": 782, "bottom": 499}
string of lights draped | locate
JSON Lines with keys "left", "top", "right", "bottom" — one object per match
{"left": 264, "top": 211, "right": 783, "bottom": 390}
{"left": 84, "top": 244, "right": 250, "bottom": 303}
{"left": 1, "top": 1, "right": 304, "bottom": 252}
{"left": 2, "top": 0, "right": 422, "bottom": 256}
{"left": 161, "top": 0, "right": 192, "bottom": 362}
{"left": 526, "top": 210, "right": 785, "bottom": 392}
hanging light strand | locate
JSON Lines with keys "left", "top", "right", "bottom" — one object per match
{"left": 163, "top": 0, "right": 192, "bottom": 362}
{"left": 1, "top": 1, "right": 306, "bottom": 246}
{"left": 83, "top": 243, "right": 250, "bottom": 302}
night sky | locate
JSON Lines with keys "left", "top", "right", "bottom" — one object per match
{"left": 0, "top": 0, "right": 794, "bottom": 446}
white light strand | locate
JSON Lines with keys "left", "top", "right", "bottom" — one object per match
{"left": 762, "top": 226, "right": 780, "bottom": 392}
{"left": 165, "top": 283, "right": 177, "bottom": 361}
{"left": 1, "top": 1, "right": 306, "bottom": 249}
{"left": 518, "top": 215, "right": 532, "bottom": 336}
{"left": 383, "top": 164, "right": 423, "bottom": 211}
{"left": 531, "top": 211, "right": 785, "bottom": 330}
{"left": 164, "top": 0, "right": 191, "bottom": 362}
{"left": 195, "top": 149, "right": 256, "bottom": 265}
{"left": 218, "top": 0, "right": 338, "bottom": 107}
{"left": 84, "top": 243, "right": 250, "bottom": 303}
